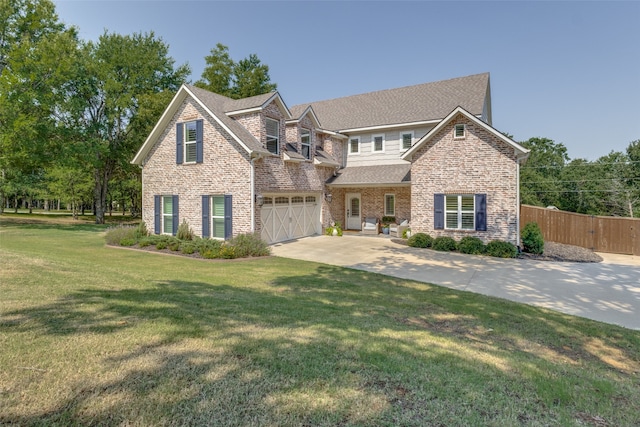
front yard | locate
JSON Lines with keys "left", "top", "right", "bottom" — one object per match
{"left": 0, "top": 215, "right": 638, "bottom": 426}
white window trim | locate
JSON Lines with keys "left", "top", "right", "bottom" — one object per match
{"left": 445, "top": 194, "right": 475, "bottom": 230}
{"left": 372, "top": 134, "right": 385, "bottom": 153}
{"left": 348, "top": 136, "right": 360, "bottom": 155}
{"left": 454, "top": 124, "right": 466, "bottom": 139}
{"left": 301, "top": 128, "right": 311, "bottom": 160}
{"left": 211, "top": 195, "right": 225, "bottom": 240}
{"left": 184, "top": 121, "right": 197, "bottom": 164}
{"left": 400, "top": 130, "right": 414, "bottom": 152}
{"left": 384, "top": 193, "right": 395, "bottom": 217}
{"left": 162, "top": 195, "right": 173, "bottom": 235}
{"left": 266, "top": 118, "right": 280, "bottom": 155}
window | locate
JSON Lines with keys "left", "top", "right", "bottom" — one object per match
{"left": 162, "top": 196, "right": 173, "bottom": 234}
{"left": 176, "top": 120, "right": 202, "bottom": 164}
{"left": 202, "top": 194, "right": 232, "bottom": 239}
{"left": 401, "top": 131, "right": 414, "bottom": 150}
{"left": 372, "top": 134, "right": 384, "bottom": 152}
{"left": 266, "top": 118, "right": 279, "bottom": 154}
{"left": 211, "top": 195, "right": 226, "bottom": 239}
{"left": 384, "top": 194, "right": 395, "bottom": 216}
{"left": 301, "top": 128, "right": 311, "bottom": 159}
{"left": 348, "top": 137, "right": 360, "bottom": 154}
{"left": 445, "top": 195, "right": 474, "bottom": 230}
{"left": 454, "top": 124, "right": 465, "bottom": 139}
{"left": 184, "top": 121, "right": 197, "bottom": 163}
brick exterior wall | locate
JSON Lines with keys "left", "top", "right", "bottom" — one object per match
{"left": 141, "top": 98, "right": 253, "bottom": 237}
{"left": 410, "top": 113, "right": 519, "bottom": 244}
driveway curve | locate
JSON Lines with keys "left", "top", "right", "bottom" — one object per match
{"left": 271, "top": 235, "right": 640, "bottom": 330}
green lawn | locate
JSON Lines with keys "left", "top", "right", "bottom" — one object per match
{"left": 1, "top": 214, "right": 639, "bottom": 426}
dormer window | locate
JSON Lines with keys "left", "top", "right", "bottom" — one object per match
{"left": 454, "top": 124, "right": 465, "bottom": 139}
{"left": 266, "top": 118, "right": 280, "bottom": 154}
{"left": 301, "top": 128, "right": 311, "bottom": 159}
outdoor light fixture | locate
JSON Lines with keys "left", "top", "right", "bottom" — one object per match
{"left": 255, "top": 194, "right": 264, "bottom": 206}
{"left": 325, "top": 193, "right": 332, "bottom": 203}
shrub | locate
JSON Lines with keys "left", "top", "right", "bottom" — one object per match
{"left": 521, "top": 222, "right": 544, "bottom": 254}
{"left": 201, "top": 248, "right": 220, "bottom": 259}
{"left": 432, "top": 236, "right": 458, "bottom": 252}
{"left": 134, "top": 221, "right": 149, "bottom": 239}
{"left": 119, "top": 237, "right": 137, "bottom": 246}
{"left": 227, "top": 233, "right": 271, "bottom": 258}
{"left": 325, "top": 221, "right": 343, "bottom": 236}
{"left": 168, "top": 240, "right": 181, "bottom": 251}
{"left": 458, "top": 236, "right": 486, "bottom": 255}
{"left": 156, "top": 241, "right": 168, "bottom": 250}
{"left": 486, "top": 240, "right": 518, "bottom": 258}
{"left": 180, "top": 242, "right": 196, "bottom": 255}
{"left": 219, "top": 244, "right": 236, "bottom": 259}
{"left": 407, "top": 233, "right": 433, "bottom": 248}
{"left": 105, "top": 225, "right": 137, "bottom": 245}
{"left": 195, "top": 238, "right": 223, "bottom": 256}
{"left": 176, "top": 219, "right": 194, "bottom": 241}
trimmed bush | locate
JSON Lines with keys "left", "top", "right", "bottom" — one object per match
{"left": 195, "top": 238, "right": 223, "bottom": 255}
{"left": 408, "top": 233, "right": 433, "bottom": 248}
{"left": 176, "top": 219, "right": 194, "bottom": 241}
{"left": 521, "top": 222, "right": 544, "bottom": 255}
{"left": 486, "top": 240, "right": 518, "bottom": 258}
{"left": 219, "top": 244, "right": 236, "bottom": 259}
{"left": 458, "top": 236, "right": 485, "bottom": 255}
{"left": 432, "top": 236, "right": 458, "bottom": 252}
{"left": 105, "top": 225, "right": 137, "bottom": 245}
{"left": 119, "top": 237, "right": 137, "bottom": 246}
{"left": 168, "top": 240, "right": 181, "bottom": 251}
{"left": 227, "top": 233, "right": 271, "bottom": 258}
{"left": 180, "top": 242, "right": 196, "bottom": 255}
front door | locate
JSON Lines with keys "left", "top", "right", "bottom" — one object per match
{"left": 345, "top": 193, "right": 361, "bottom": 230}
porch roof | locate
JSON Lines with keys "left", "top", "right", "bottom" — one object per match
{"left": 326, "top": 164, "right": 411, "bottom": 187}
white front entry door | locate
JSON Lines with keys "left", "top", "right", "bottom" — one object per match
{"left": 345, "top": 193, "right": 361, "bottom": 230}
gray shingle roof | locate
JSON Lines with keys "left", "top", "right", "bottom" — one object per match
{"left": 326, "top": 164, "right": 411, "bottom": 186}
{"left": 186, "top": 85, "right": 271, "bottom": 155}
{"left": 291, "top": 73, "right": 489, "bottom": 131}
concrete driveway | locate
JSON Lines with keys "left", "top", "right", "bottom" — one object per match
{"left": 271, "top": 235, "right": 640, "bottom": 330}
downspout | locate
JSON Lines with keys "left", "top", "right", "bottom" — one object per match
{"left": 516, "top": 160, "right": 521, "bottom": 248}
{"left": 251, "top": 156, "right": 256, "bottom": 233}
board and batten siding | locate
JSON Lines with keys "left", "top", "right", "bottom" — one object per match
{"left": 344, "top": 126, "right": 433, "bottom": 167}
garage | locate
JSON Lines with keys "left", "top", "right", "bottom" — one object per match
{"left": 260, "top": 194, "right": 321, "bottom": 244}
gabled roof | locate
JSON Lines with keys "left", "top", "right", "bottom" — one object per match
{"left": 131, "top": 84, "right": 271, "bottom": 165}
{"left": 224, "top": 91, "right": 291, "bottom": 119}
{"left": 291, "top": 73, "right": 490, "bottom": 132}
{"left": 401, "top": 106, "right": 530, "bottom": 162}
{"left": 326, "top": 164, "right": 411, "bottom": 187}
{"left": 286, "top": 105, "right": 321, "bottom": 128}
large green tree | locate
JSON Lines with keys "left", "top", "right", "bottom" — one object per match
{"left": 63, "top": 31, "right": 189, "bottom": 223}
{"left": 195, "top": 43, "right": 276, "bottom": 99}
{"left": 519, "top": 137, "right": 569, "bottom": 207}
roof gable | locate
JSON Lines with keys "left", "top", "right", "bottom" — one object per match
{"left": 286, "top": 105, "right": 320, "bottom": 128}
{"left": 291, "top": 73, "right": 491, "bottom": 132}
{"left": 131, "top": 84, "right": 270, "bottom": 165}
{"left": 225, "top": 91, "right": 291, "bottom": 119}
{"left": 401, "top": 106, "right": 530, "bottom": 162}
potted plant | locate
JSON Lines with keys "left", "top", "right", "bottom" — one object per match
{"left": 325, "top": 221, "right": 343, "bottom": 236}
{"left": 381, "top": 216, "right": 395, "bottom": 235}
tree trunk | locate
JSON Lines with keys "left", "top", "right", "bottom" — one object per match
{"left": 94, "top": 166, "right": 113, "bottom": 224}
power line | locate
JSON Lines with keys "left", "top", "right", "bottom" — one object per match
{"left": 522, "top": 177, "right": 640, "bottom": 184}
{"left": 521, "top": 160, "right": 640, "bottom": 169}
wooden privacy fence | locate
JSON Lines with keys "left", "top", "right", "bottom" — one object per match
{"left": 520, "top": 205, "right": 640, "bottom": 256}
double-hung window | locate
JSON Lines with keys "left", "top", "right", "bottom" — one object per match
{"left": 445, "top": 195, "right": 475, "bottom": 230}
{"left": 266, "top": 118, "right": 280, "bottom": 154}
{"left": 154, "top": 195, "right": 178, "bottom": 235}
{"left": 348, "top": 137, "right": 360, "bottom": 155}
{"left": 202, "top": 194, "right": 232, "bottom": 240}
{"left": 301, "top": 128, "right": 311, "bottom": 159}
{"left": 384, "top": 194, "right": 395, "bottom": 216}
{"left": 372, "top": 134, "right": 384, "bottom": 152}
{"left": 184, "top": 121, "right": 197, "bottom": 163}
{"left": 401, "top": 131, "right": 414, "bottom": 150}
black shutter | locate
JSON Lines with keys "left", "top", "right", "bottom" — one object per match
{"left": 224, "top": 194, "right": 232, "bottom": 240}
{"left": 172, "top": 195, "right": 179, "bottom": 236}
{"left": 196, "top": 119, "right": 203, "bottom": 163}
{"left": 434, "top": 194, "right": 444, "bottom": 230}
{"left": 154, "top": 195, "right": 161, "bottom": 234}
{"left": 176, "top": 123, "right": 183, "bottom": 164}
{"left": 475, "top": 194, "right": 487, "bottom": 231}
{"left": 202, "top": 195, "right": 210, "bottom": 238}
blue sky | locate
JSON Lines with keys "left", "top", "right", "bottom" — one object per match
{"left": 53, "top": 1, "right": 639, "bottom": 161}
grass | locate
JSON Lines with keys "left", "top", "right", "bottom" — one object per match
{"left": 1, "top": 213, "right": 639, "bottom": 426}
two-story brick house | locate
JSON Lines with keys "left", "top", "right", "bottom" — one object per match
{"left": 132, "top": 73, "right": 529, "bottom": 245}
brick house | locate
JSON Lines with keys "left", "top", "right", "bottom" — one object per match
{"left": 132, "top": 73, "right": 529, "bottom": 245}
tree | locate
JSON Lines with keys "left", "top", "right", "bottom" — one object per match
{"left": 195, "top": 44, "right": 276, "bottom": 99}
{"left": 63, "top": 31, "right": 189, "bottom": 224}
{"left": 519, "top": 137, "right": 569, "bottom": 207}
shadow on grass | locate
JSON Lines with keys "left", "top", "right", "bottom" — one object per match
{"left": 1, "top": 266, "right": 639, "bottom": 425}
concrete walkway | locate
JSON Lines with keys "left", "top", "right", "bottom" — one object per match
{"left": 271, "top": 235, "right": 640, "bottom": 330}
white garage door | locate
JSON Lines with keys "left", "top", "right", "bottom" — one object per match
{"left": 261, "top": 194, "right": 321, "bottom": 244}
